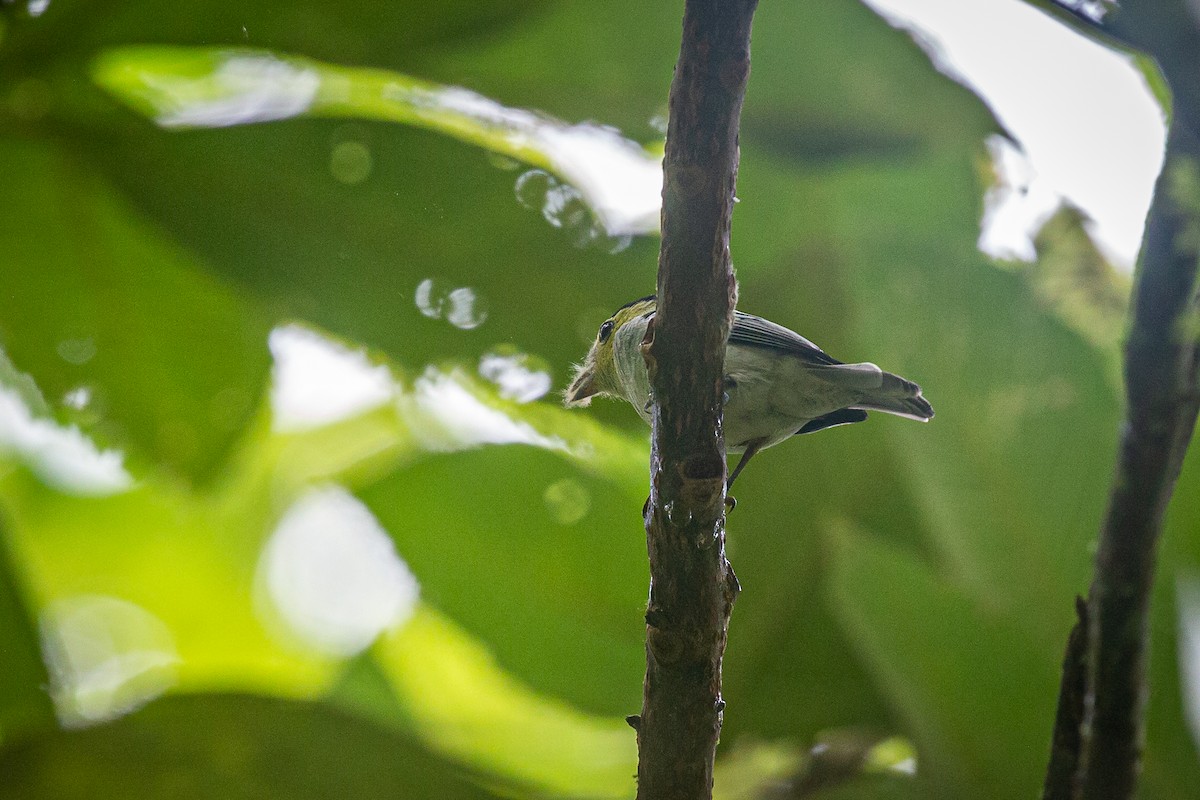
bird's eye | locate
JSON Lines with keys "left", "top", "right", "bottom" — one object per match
{"left": 598, "top": 319, "right": 615, "bottom": 344}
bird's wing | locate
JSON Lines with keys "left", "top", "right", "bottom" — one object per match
{"left": 729, "top": 311, "right": 841, "bottom": 366}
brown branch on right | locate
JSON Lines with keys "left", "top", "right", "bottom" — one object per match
{"left": 1040, "top": 104, "right": 1200, "bottom": 798}
{"left": 1071, "top": 111, "right": 1200, "bottom": 800}
{"left": 1042, "top": 597, "right": 1088, "bottom": 800}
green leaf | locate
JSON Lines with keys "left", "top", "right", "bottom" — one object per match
{"left": 0, "top": 514, "right": 56, "bottom": 747}
{"left": 0, "top": 139, "right": 271, "bottom": 482}
{"left": 0, "top": 464, "right": 341, "bottom": 709}
{"left": 76, "top": 108, "right": 660, "bottom": 395}
{"left": 740, "top": 141, "right": 1120, "bottom": 639}
{"left": 91, "top": 46, "right": 661, "bottom": 237}
{"left": 368, "top": 604, "right": 637, "bottom": 799}
{"left": 826, "top": 521, "right": 1061, "bottom": 800}
{"left": 1, "top": 343, "right": 652, "bottom": 715}
{"left": 0, "top": 353, "right": 131, "bottom": 496}
{"left": 0, "top": 693, "right": 508, "bottom": 800}
{"left": 1027, "top": 204, "right": 1130, "bottom": 385}
{"left": 358, "top": 443, "right": 648, "bottom": 717}
{"left": 2, "top": 0, "right": 545, "bottom": 70}
{"left": 256, "top": 347, "right": 648, "bottom": 495}
{"left": 0, "top": 349, "right": 50, "bottom": 419}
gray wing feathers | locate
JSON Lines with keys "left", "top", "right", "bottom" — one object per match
{"left": 726, "top": 310, "right": 934, "bottom": 422}
{"left": 730, "top": 312, "right": 840, "bottom": 366}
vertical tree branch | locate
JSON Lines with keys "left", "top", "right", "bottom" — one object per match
{"left": 634, "top": 2, "right": 757, "bottom": 799}
{"left": 1071, "top": 113, "right": 1200, "bottom": 800}
{"left": 1038, "top": 4, "right": 1200, "bottom": 796}
{"left": 1042, "top": 598, "right": 1089, "bottom": 800}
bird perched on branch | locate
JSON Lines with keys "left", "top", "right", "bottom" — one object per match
{"left": 565, "top": 296, "right": 933, "bottom": 488}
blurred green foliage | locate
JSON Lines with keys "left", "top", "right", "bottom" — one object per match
{"left": 1, "top": 1, "right": 1197, "bottom": 799}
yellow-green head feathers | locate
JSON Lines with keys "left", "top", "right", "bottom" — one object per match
{"left": 564, "top": 296, "right": 656, "bottom": 405}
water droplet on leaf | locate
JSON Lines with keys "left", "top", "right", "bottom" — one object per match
{"left": 544, "top": 479, "right": 590, "bottom": 525}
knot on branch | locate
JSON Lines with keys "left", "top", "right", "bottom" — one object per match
{"left": 647, "top": 625, "right": 685, "bottom": 666}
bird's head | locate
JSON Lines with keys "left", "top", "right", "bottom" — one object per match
{"left": 564, "top": 295, "right": 657, "bottom": 406}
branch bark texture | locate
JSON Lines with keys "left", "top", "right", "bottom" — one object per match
{"left": 635, "top": 2, "right": 757, "bottom": 799}
{"left": 1073, "top": 111, "right": 1200, "bottom": 800}
{"left": 1043, "top": 597, "right": 1089, "bottom": 800}
{"left": 1041, "top": 20, "right": 1200, "bottom": 791}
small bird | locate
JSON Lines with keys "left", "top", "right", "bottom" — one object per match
{"left": 565, "top": 296, "right": 933, "bottom": 488}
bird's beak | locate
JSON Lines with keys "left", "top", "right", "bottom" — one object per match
{"left": 564, "top": 365, "right": 598, "bottom": 406}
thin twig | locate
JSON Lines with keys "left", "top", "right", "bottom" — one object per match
{"left": 634, "top": 2, "right": 757, "bottom": 799}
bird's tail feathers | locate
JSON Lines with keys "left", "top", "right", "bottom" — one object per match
{"left": 851, "top": 370, "right": 934, "bottom": 421}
